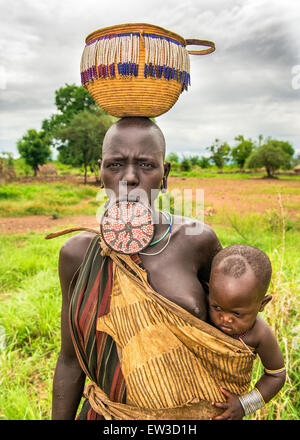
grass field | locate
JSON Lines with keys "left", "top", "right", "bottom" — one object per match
{"left": 0, "top": 176, "right": 299, "bottom": 420}
{"left": 0, "top": 182, "right": 100, "bottom": 217}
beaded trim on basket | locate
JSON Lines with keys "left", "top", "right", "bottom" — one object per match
{"left": 80, "top": 32, "right": 191, "bottom": 89}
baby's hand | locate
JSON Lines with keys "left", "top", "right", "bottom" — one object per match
{"left": 211, "top": 387, "right": 245, "bottom": 420}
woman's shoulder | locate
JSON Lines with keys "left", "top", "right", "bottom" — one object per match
{"left": 172, "top": 215, "right": 222, "bottom": 254}
{"left": 59, "top": 231, "right": 97, "bottom": 261}
{"left": 59, "top": 231, "right": 98, "bottom": 293}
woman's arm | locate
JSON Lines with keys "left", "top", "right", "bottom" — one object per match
{"left": 52, "top": 233, "right": 95, "bottom": 419}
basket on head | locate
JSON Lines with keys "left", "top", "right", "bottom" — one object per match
{"left": 80, "top": 23, "right": 215, "bottom": 118}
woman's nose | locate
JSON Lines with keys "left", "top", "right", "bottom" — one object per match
{"left": 122, "top": 165, "right": 139, "bottom": 187}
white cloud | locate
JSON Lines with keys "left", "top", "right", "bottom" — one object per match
{"left": 1, "top": 0, "right": 299, "bottom": 157}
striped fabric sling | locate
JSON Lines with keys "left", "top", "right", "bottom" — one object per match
{"left": 47, "top": 228, "right": 255, "bottom": 420}
{"left": 68, "top": 235, "right": 127, "bottom": 420}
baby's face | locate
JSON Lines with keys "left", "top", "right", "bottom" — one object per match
{"left": 208, "top": 266, "right": 264, "bottom": 336}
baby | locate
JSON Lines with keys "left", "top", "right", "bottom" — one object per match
{"left": 208, "top": 244, "right": 286, "bottom": 420}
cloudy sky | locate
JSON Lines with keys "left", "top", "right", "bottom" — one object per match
{"left": 1, "top": 0, "right": 300, "bottom": 158}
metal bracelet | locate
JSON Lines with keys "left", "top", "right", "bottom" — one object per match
{"left": 238, "top": 388, "right": 265, "bottom": 416}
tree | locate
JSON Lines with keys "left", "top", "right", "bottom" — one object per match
{"left": 189, "top": 155, "right": 200, "bottom": 166}
{"left": 207, "top": 139, "right": 231, "bottom": 171}
{"left": 246, "top": 140, "right": 291, "bottom": 178}
{"left": 42, "top": 84, "right": 96, "bottom": 137}
{"left": 180, "top": 156, "right": 192, "bottom": 172}
{"left": 231, "top": 135, "right": 255, "bottom": 170}
{"left": 42, "top": 83, "right": 103, "bottom": 158}
{"left": 42, "top": 84, "right": 116, "bottom": 175}
{"left": 17, "top": 129, "right": 51, "bottom": 176}
{"left": 198, "top": 156, "right": 211, "bottom": 169}
{"left": 56, "top": 109, "right": 113, "bottom": 183}
{"left": 266, "top": 139, "right": 294, "bottom": 166}
{"left": 258, "top": 134, "right": 264, "bottom": 147}
{"left": 166, "top": 152, "right": 179, "bottom": 163}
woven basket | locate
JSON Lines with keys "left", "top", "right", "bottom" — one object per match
{"left": 80, "top": 23, "right": 215, "bottom": 118}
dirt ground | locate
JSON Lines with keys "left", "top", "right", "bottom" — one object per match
{"left": 168, "top": 177, "right": 300, "bottom": 217}
{"left": 0, "top": 177, "right": 299, "bottom": 234}
{"left": 0, "top": 215, "right": 100, "bottom": 235}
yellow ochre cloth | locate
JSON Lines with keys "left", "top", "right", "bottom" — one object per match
{"left": 83, "top": 240, "right": 255, "bottom": 420}
{"left": 46, "top": 229, "right": 255, "bottom": 419}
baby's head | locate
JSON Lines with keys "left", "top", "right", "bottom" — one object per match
{"left": 208, "top": 244, "right": 272, "bottom": 337}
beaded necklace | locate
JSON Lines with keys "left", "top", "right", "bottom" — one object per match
{"left": 149, "top": 212, "right": 172, "bottom": 246}
{"left": 232, "top": 329, "right": 256, "bottom": 357}
{"left": 139, "top": 212, "right": 172, "bottom": 256}
{"left": 232, "top": 329, "right": 249, "bottom": 339}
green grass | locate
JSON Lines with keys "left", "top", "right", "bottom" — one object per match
{"left": 0, "top": 183, "right": 100, "bottom": 217}
{"left": 10, "top": 158, "right": 84, "bottom": 177}
{"left": 169, "top": 168, "right": 300, "bottom": 181}
{"left": 0, "top": 211, "right": 299, "bottom": 419}
{"left": 0, "top": 233, "right": 66, "bottom": 419}
{"left": 1, "top": 175, "right": 299, "bottom": 218}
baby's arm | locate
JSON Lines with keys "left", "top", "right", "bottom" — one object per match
{"left": 252, "top": 319, "right": 286, "bottom": 404}
{"left": 213, "top": 319, "right": 285, "bottom": 420}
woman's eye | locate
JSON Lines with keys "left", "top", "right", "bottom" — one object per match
{"left": 140, "top": 163, "right": 153, "bottom": 168}
{"left": 108, "top": 163, "right": 122, "bottom": 168}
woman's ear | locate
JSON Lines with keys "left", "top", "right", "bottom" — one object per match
{"left": 259, "top": 294, "right": 272, "bottom": 312}
{"left": 164, "top": 161, "right": 171, "bottom": 178}
{"left": 98, "top": 159, "right": 104, "bottom": 188}
{"left": 161, "top": 162, "right": 171, "bottom": 193}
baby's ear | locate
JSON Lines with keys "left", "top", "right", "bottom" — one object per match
{"left": 259, "top": 294, "right": 272, "bottom": 312}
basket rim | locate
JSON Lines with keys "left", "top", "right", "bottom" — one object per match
{"left": 85, "top": 22, "right": 186, "bottom": 45}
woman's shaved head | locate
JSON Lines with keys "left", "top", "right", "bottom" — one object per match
{"left": 103, "top": 117, "right": 166, "bottom": 159}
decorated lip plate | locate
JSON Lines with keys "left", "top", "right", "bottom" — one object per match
{"left": 100, "top": 200, "right": 154, "bottom": 254}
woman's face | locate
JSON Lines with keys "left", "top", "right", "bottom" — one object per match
{"left": 100, "top": 123, "right": 169, "bottom": 206}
